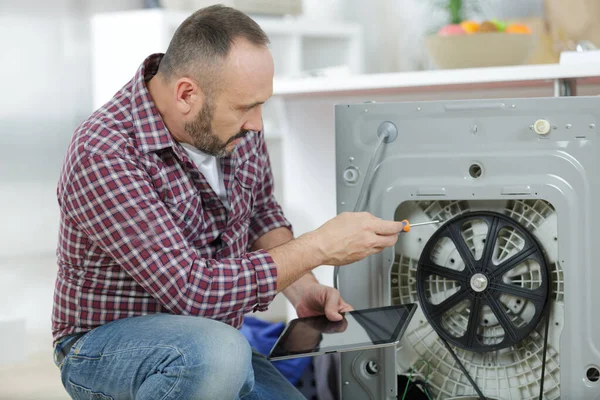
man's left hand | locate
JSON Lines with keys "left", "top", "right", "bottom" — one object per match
{"left": 294, "top": 282, "right": 354, "bottom": 322}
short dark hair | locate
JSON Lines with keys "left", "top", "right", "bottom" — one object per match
{"left": 158, "top": 4, "right": 269, "bottom": 94}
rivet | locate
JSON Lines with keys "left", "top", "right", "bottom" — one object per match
{"left": 566, "top": 124, "right": 572, "bottom": 129}
{"left": 590, "top": 124, "right": 596, "bottom": 129}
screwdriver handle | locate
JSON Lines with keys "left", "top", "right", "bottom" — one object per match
{"left": 400, "top": 219, "right": 411, "bottom": 232}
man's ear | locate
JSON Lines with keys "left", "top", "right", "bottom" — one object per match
{"left": 173, "top": 77, "right": 205, "bottom": 115}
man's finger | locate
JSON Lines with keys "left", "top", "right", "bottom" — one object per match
{"left": 376, "top": 233, "right": 399, "bottom": 248}
{"left": 339, "top": 299, "right": 354, "bottom": 313}
{"left": 324, "top": 290, "right": 343, "bottom": 321}
{"left": 373, "top": 220, "right": 406, "bottom": 235}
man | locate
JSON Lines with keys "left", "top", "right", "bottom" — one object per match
{"left": 52, "top": 5, "right": 405, "bottom": 399}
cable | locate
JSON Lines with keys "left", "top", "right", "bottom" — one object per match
{"left": 413, "top": 359, "right": 431, "bottom": 379}
{"left": 538, "top": 311, "right": 551, "bottom": 400}
{"left": 401, "top": 359, "right": 433, "bottom": 400}
{"left": 440, "top": 337, "right": 487, "bottom": 400}
{"left": 537, "top": 260, "right": 553, "bottom": 399}
{"left": 333, "top": 132, "right": 389, "bottom": 289}
{"left": 400, "top": 367, "right": 415, "bottom": 400}
{"left": 353, "top": 133, "right": 388, "bottom": 214}
{"left": 412, "top": 380, "right": 433, "bottom": 400}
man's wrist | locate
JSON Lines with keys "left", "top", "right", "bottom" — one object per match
{"left": 283, "top": 272, "right": 319, "bottom": 307}
{"left": 297, "top": 231, "right": 327, "bottom": 267}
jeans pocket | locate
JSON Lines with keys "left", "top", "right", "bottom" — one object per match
{"left": 67, "top": 380, "right": 114, "bottom": 400}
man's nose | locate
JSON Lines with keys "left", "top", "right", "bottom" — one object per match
{"left": 242, "top": 106, "right": 263, "bottom": 132}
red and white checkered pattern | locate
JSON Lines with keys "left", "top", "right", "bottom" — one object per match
{"left": 52, "top": 54, "right": 291, "bottom": 343}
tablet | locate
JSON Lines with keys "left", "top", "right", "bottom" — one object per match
{"left": 268, "top": 304, "right": 416, "bottom": 361}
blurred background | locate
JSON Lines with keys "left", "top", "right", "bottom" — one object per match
{"left": 1, "top": 0, "right": 598, "bottom": 398}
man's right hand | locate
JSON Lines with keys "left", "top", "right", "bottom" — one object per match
{"left": 308, "top": 212, "right": 406, "bottom": 266}
{"left": 270, "top": 212, "right": 406, "bottom": 292}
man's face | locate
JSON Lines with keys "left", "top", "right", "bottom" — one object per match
{"left": 185, "top": 38, "right": 274, "bottom": 157}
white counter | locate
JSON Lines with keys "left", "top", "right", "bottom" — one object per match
{"left": 274, "top": 62, "right": 600, "bottom": 96}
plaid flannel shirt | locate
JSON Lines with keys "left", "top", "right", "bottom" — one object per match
{"left": 52, "top": 54, "right": 291, "bottom": 342}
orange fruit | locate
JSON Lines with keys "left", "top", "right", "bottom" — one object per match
{"left": 505, "top": 23, "right": 531, "bottom": 34}
{"left": 460, "top": 20, "right": 480, "bottom": 34}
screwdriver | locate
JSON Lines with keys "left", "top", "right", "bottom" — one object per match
{"left": 399, "top": 219, "right": 440, "bottom": 233}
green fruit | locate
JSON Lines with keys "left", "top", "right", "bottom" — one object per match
{"left": 491, "top": 19, "right": 507, "bottom": 32}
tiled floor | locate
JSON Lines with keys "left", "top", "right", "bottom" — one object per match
{"left": 0, "top": 349, "right": 69, "bottom": 400}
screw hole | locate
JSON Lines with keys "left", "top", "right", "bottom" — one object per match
{"left": 450, "top": 258, "right": 455, "bottom": 264}
{"left": 516, "top": 299, "right": 521, "bottom": 305}
{"left": 484, "top": 319, "right": 489, "bottom": 324}
{"left": 418, "top": 238, "right": 422, "bottom": 243}
{"left": 554, "top": 237, "right": 558, "bottom": 241}
{"left": 469, "top": 164, "right": 483, "bottom": 179}
{"left": 555, "top": 322, "right": 559, "bottom": 326}
{"left": 586, "top": 367, "right": 600, "bottom": 383}
{"left": 365, "top": 361, "right": 379, "bottom": 375}
{"left": 482, "top": 239, "right": 486, "bottom": 244}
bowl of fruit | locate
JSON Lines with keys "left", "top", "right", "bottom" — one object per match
{"left": 425, "top": 20, "right": 535, "bottom": 69}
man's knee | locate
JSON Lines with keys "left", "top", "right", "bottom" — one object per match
{"left": 179, "top": 320, "right": 254, "bottom": 399}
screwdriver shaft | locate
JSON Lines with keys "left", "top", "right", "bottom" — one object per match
{"left": 409, "top": 220, "right": 440, "bottom": 227}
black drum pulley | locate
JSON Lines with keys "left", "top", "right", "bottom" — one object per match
{"left": 416, "top": 211, "right": 551, "bottom": 352}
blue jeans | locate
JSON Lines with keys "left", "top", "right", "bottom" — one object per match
{"left": 53, "top": 314, "right": 306, "bottom": 400}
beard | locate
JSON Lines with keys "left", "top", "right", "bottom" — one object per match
{"left": 184, "top": 100, "right": 248, "bottom": 157}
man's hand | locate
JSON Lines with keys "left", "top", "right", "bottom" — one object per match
{"left": 267, "top": 213, "right": 405, "bottom": 292}
{"left": 308, "top": 212, "right": 405, "bottom": 266}
{"left": 294, "top": 281, "right": 353, "bottom": 322}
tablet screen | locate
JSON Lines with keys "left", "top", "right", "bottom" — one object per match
{"left": 269, "top": 304, "right": 416, "bottom": 360}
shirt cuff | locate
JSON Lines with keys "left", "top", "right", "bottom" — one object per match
{"left": 249, "top": 249, "right": 278, "bottom": 311}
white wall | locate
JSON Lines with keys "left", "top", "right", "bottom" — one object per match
{"left": 0, "top": 0, "right": 291, "bottom": 359}
{"left": 0, "top": 0, "right": 146, "bottom": 359}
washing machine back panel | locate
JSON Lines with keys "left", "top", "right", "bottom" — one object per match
{"left": 335, "top": 97, "right": 600, "bottom": 400}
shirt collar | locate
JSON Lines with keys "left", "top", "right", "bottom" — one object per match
{"left": 180, "top": 142, "right": 213, "bottom": 165}
{"left": 130, "top": 53, "right": 175, "bottom": 154}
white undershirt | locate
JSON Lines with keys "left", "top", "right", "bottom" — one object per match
{"left": 180, "top": 143, "right": 228, "bottom": 208}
